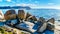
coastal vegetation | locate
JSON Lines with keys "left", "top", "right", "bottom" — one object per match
{"left": 0, "top": 26, "right": 30, "bottom": 34}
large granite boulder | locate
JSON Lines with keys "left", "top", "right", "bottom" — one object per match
{"left": 18, "top": 10, "right": 26, "bottom": 20}
{"left": 37, "top": 17, "right": 47, "bottom": 32}
{"left": 25, "top": 12, "right": 32, "bottom": 21}
{"left": 47, "top": 18, "right": 55, "bottom": 31}
{"left": 0, "top": 10, "right": 6, "bottom": 22}
{"left": 47, "top": 18, "right": 55, "bottom": 24}
{"left": 26, "top": 16, "right": 37, "bottom": 23}
{"left": 4, "top": 10, "right": 16, "bottom": 20}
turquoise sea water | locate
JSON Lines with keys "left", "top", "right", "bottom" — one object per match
{"left": 0, "top": 9, "right": 59, "bottom": 34}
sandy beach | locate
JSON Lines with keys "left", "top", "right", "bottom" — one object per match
{"left": 55, "top": 21, "right": 60, "bottom": 34}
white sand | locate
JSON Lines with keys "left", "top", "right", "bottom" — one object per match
{"left": 54, "top": 21, "right": 60, "bottom": 34}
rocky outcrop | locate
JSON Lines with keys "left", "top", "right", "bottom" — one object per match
{"left": 37, "top": 17, "right": 47, "bottom": 32}
{"left": 47, "top": 18, "right": 55, "bottom": 31}
{"left": 4, "top": 10, "right": 16, "bottom": 20}
{"left": 27, "top": 16, "right": 37, "bottom": 21}
{"left": 0, "top": 10, "right": 6, "bottom": 22}
{"left": 25, "top": 12, "right": 32, "bottom": 21}
{"left": 47, "top": 18, "right": 55, "bottom": 24}
{"left": 18, "top": 10, "right": 26, "bottom": 20}
{"left": 37, "top": 22, "right": 47, "bottom": 32}
{"left": 38, "top": 17, "right": 46, "bottom": 23}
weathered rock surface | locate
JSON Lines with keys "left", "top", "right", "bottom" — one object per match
{"left": 25, "top": 12, "right": 32, "bottom": 21}
{"left": 4, "top": 10, "right": 16, "bottom": 20}
{"left": 18, "top": 10, "right": 26, "bottom": 20}
{"left": 37, "top": 17, "right": 47, "bottom": 32}
{"left": 38, "top": 17, "right": 46, "bottom": 23}
{"left": 47, "top": 18, "right": 55, "bottom": 24}
{"left": 27, "top": 16, "right": 37, "bottom": 21}
{"left": 0, "top": 10, "right": 6, "bottom": 22}
{"left": 47, "top": 18, "right": 55, "bottom": 31}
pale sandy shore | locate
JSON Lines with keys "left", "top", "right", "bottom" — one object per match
{"left": 54, "top": 21, "right": 60, "bottom": 34}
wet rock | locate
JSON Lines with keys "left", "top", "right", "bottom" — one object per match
{"left": 18, "top": 10, "right": 26, "bottom": 20}
{"left": 4, "top": 10, "right": 16, "bottom": 20}
{"left": 47, "top": 18, "right": 55, "bottom": 31}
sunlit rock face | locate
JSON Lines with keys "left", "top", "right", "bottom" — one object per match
{"left": 55, "top": 21, "right": 60, "bottom": 34}
{"left": 24, "top": 21, "right": 36, "bottom": 32}
{"left": 4, "top": 10, "right": 16, "bottom": 20}
{"left": 47, "top": 18, "right": 55, "bottom": 24}
{"left": 37, "top": 22, "right": 47, "bottom": 32}
{"left": 25, "top": 12, "right": 32, "bottom": 21}
{"left": 0, "top": 10, "right": 5, "bottom": 22}
{"left": 37, "top": 17, "right": 47, "bottom": 32}
{"left": 18, "top": 10, "right": 26, "bottom": 20}
{"left": 47, "top": 18, "right": 55, "bottom": 31}
{"left": 27, "top": 16, "right": 37, "bottom": 23}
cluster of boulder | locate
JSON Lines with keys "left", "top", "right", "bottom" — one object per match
{"left": 0, "top": 10, "right": 55, "bottom": 33}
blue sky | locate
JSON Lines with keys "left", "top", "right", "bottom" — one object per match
{"left": 0, "top": 0, "right": 60, "bottom": 9}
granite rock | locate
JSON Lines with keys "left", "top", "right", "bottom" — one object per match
{"left": 4, "top": 10, "right": 16, "bottom": 20}
{"left": 18, "top": 10, "right": 26, "bottom": 20}
{"left": 47, "top": 18, "right": 55, "bottom": 31}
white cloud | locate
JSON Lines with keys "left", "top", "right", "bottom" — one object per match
{"left": 6, "top": 0, "right": 11, "bottom": 2}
